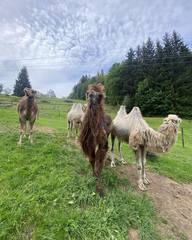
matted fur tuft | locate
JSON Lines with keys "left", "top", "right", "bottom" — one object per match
{"left": 87, "top": 83, "right": 105, "bottom": 94}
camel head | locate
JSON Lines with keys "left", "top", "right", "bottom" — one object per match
{"left": 24, "top": 88, "right": 37, "bottom": 97}
{"left": 159, "top": 114, "right": 182, "bottom": 152}
{"left": 86, "top": 83, "right": 105, "bottom": 105}
{"left": 163, "top": 114, "right": 182, "bottom": 128}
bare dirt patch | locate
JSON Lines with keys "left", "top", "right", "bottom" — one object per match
{"left": 70, "top": 139, "right": 192, "bottom": 239}
{"left": 117, "top": 164, "right": 192, "bottom": 240}
{"left": 128, "top": 228, "right": 139, "bottom": 240}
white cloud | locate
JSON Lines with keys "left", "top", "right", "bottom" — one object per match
{"left": 0, "top": 0, "right": 191, "bottom": 97}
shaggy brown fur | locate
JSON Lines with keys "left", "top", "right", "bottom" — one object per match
{"left": 80, "top": 83, "right": 112, "bottom": 197}
{"left": 17, "top": 88, "right": 38, "bottom": 145}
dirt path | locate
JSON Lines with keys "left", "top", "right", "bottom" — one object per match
{"left": 117, "top": 164, "right": 192, "bottom": 240}
{"left": 70, "top": 139, "right": 192, "bottom": 239}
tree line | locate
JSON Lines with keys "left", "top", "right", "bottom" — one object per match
{"left": 1, "top": 66, "right": 56, "bottom": 98}
{"left": 69, "top": 31, "right": 192, "bottom": 118}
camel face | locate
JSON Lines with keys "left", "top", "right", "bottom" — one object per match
{"left": 165, "top": 114, "right": 182, "bottom": 126}
{"left": 24, "top": 87, "right": 36, "bottom": 97}
{"left": 86, "top": 90, "right": 103, "bottom": 104}
{"left": 86, "top": 83, "right": 105, "bottom": 105}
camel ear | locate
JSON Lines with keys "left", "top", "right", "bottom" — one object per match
{"left": 87, "top": 84, "right": 93, "bottom": 91}
{"left": 163, "top": 117, "right": 169, "bottom": 123}
{"left": 97, "top": 83, "right": 105, "bottom": 92}
{"left": 23, "top": 88, "right": 28, "bottom": 95}
{"left": 32, "top": 90, "right": 37, "bottom": 95}
{"left": 178, "top": 117, "right": 182, "bottom": 123}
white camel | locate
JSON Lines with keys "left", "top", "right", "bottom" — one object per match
{"left": 111, "top": 105, "right": 127, "bottom": 167}
{"left": 67, "top": 103, "right": 85, "bottom": 139}
{"left": 111, "top": 106, "right": 181, "bottom": 191}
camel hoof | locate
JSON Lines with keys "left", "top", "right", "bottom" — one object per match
{"left": 96, "top": 185, "right": 105, "bottom": 198}
{"left": 144, "top": 177, "right": 151, "bottom": 185}
{"left": 111, "top": 162, "right": 116, "bottom": 167}
{"left": 120, "top": 159, "right": 127, "bottom": 164}
{"left": 138, "top": 182, "right": 147, "bottom": 191}
{"left": 99, "top": 191, "right": 105, "bottom": 198}
{"left": 97, "top": 189, "right": 105, "bottom": 198}
{"left": 67, "top": 133, "right": 70, "bottom": 138}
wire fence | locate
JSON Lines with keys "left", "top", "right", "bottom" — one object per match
{"left": 0, "top": 100, "right": 191, "bottom": 149}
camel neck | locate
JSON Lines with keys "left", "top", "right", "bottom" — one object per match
{"left": 27, "top": 96, "right": 34, "bottom": 107}
{"left": 160, "top": 123, "right": 178, "bottom": 149}
{"left": 87, "top": 102, "right": 105, "bottom": 130}
{"left": 89, "top": 103, "right": 104, "bottom": 115}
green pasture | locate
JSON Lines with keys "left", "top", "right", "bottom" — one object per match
{"left": 0, "top": 94, "right": 191, "bottom": 239}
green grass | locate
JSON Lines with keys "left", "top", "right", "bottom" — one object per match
{"left": 0, "top": 94, "right": 192, "bottom": 239}
{"left": 0, "top": 132, "right": 159, "bottom": 239}
{"left": 1, "top": 94, "right": 192, "bottom": 183}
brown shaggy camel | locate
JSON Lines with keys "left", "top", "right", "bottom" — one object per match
{"left": 80, "top": 84, "right": 112, "bottom": 197}
{"left": 17, "top": 88, "right": 38, "bottom": 145}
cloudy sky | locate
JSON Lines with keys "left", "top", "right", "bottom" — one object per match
{"left": 0, "top": 0, "right": 192, "bottom": 97}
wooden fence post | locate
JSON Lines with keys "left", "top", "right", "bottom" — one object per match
{"left": 181, "top": 126, "right": 185, "bottom": 148}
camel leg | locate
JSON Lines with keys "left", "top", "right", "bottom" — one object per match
{"left": 75, "top": 124, "right": 78, "bottom": 140}
{"left": 136, "top": 147, "right": 146, "bottom": 191}
{"left": 18, "top": 120, "right": 25, "bottom": 145}
{"left": 71, "top": 121, "right": 74, "bottom": 137}
{"left": 29, "top": 121, "right": 34, "bottom": 144}
{"left": 67, "top": 121, "right": 71, "bottom": 138}
{"left": 94, "top": 142, "right": 108, "bottom": 197}
{"left": 110, "top": 133, "right": 116, "bottom": 167}
{"left": 142, "top": 148, "right": 151, "bottom": 185}
{"left": 118, "top": 141, "right": 126, "bottom": 164}
{"left": 89, "top": 151, "right": 96, "bottom": 176}
{"left": 24, "top": 122, "right": 27, "bottom": 138}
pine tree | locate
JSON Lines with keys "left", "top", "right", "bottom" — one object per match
{"left": 0, "top": 83, "right": 3, "bottom": 93}
{"left": 13, "top": 67, "right": 31, "bottom": 97}
{"left": 69, "top": 31, "right": 192, "bottom": 118}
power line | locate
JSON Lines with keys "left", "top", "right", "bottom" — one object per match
{"left": 0, "top": 53, "right": 192, "bottom": 63}
{"left": 0, "top": 59, "right": 192, "bottom": 73}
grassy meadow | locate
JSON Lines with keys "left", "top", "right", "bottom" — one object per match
{"left": 0, "top": 94, "right": 191, "bottom": 240}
